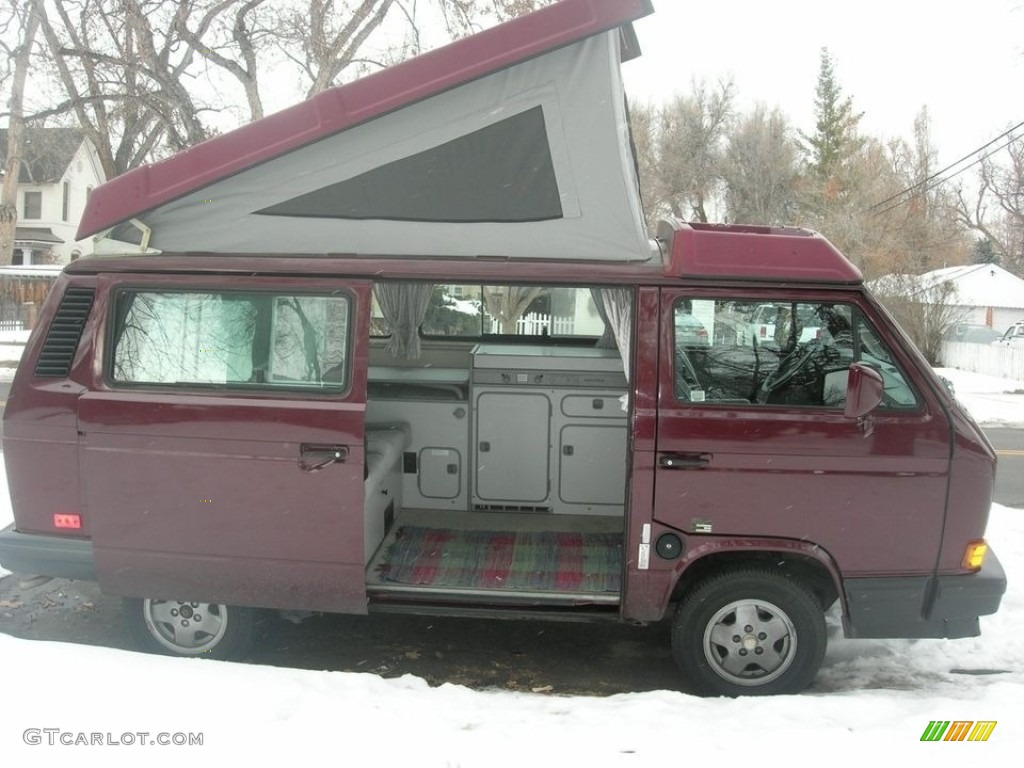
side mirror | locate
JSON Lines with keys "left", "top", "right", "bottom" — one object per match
{"left": 844, "top": 363, "right": 884, "bottom": 419}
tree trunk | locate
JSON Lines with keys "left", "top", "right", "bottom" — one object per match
{"left": 1, "top": 6, "right": 41, "bottom": 266}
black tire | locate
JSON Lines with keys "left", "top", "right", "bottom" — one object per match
{"left": 123, "top": 597, "right": 256, "bottom": 660}
{"left": 671, "top": 568, "right": 827, "bottom": 696}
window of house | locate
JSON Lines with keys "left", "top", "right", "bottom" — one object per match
{"left": 62, "top": 181, "right": 70, "bottom": 222}
{"left": 23, "top": 190, "right": 42, "bottom": 219}
{"left": 672, "top": 298, "right": 919, "bottom": 410}
{"left": 111, "top": 290, "right": 351, "bottom": 390}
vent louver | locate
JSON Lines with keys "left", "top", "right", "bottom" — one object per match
{"left": 33, "top": 287, "right": 95, "bottom": 378}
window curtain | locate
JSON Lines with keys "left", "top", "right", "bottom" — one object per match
{"left": 375, "top": 282, "right": 433, "bottom": 359}
{"left": 591, "top": 288, "right": 616, "bottom": 350}
{"left": 592, "top": 287, "right": 633, "bottom": 412}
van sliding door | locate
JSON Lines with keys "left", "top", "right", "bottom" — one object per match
{"left": 79, "top": 275, "right": 371, "bottom": 614}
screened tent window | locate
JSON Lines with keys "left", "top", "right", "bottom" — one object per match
{"left": 23, "top": 190, "right": 42, "bottom": 219}
{"left": 673, "top": 298, "right": 919, "bottom": 410}
{"left": 257, "top": 107, "right": 562, "bottom": 223}
{"left": 112, "top": 291, "right": 350, "bottom": 389}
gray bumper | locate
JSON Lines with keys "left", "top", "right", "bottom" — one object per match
{"left": 0, "top": 524, "right": 96, "bottom": 581}
{"left": 843, "top": 548, "right": 1006, "bottom": 640}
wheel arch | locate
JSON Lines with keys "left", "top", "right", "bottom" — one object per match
{"left": 669, "top": 538, "right": 843, "bottom": 613}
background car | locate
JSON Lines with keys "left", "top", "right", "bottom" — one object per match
{"left": 674, "top": 313, "right": 710, "bottom": 347}
{"left": 944, "top": 323, "right": 1000, "bottom": 344}
{"left": 993, "top": 322, "right": 1024, "bottom": 346}
{"left": 746, "top": 303, "right": 822, "bottom": 348}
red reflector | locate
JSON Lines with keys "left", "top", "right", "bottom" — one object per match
{"left": 54, "top": 514, "right": 82, "bottom": 530}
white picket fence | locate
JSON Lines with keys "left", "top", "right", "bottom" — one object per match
{"left": 488, "top": 312, "right": 576, "bottom": 335}
{"left": 940, "top": 341, "right": 1024, "bottom": 380}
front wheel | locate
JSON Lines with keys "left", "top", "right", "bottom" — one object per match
{"left": 123, "top": 598, "right": 256, "bottom": 660}
{"left": 671, "top": 568, "right": 827, "bottom": 696}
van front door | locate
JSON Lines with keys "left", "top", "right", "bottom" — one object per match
{"left": 653, "top": 289, "right": 951, "bottom": 578}
{"left": 79, "top": 275, "right": 371, "bottom": 613}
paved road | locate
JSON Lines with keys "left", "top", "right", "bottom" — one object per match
{"left": 988, "top": 427, "right": 1024, "bottom": 507}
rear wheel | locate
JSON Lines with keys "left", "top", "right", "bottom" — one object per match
{"left": 124, "top": 598, "right": 256, "bottom": 660}
{"left": 671, "top": 568, "right": 827, "bottom": 696}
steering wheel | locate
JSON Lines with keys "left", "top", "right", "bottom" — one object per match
{"left": 758, "top": 342, "right": 819, "bottom": 403}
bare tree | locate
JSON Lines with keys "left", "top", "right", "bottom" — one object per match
{"left": 482, "top": 286, "right": 545, "bottom": 334}
{"left": 630, "top": 80, "right": 734, "bottom": 225}
{"left": 873, "top": 276, "right": 964, "bottom": 365}
{"left": 0, "top": 0, "right": 40, "bottom": 266}
{"left": 955, "top": 132, "right": 1024, "bottom": 274}
{"left": 19, "top": 0, "right": 553, "bottom": 179}
{"left": 175, "top": 0, "right": 274, "bottom": 122}
{"left": 721, "top": 104, "right": 799, "bottom": 226}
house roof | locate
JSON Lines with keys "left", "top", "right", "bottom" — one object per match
{"left": 873, "top": 263, "right": 1024, "bottom": 310}
{"left": 0, "top": 127, "right": 86, "bottom": 184}
{"left": 77, "top": 0, "right": 656, "bottom": 262}
{"left": 14, "top": 227, "right": 65, "bottom": 245}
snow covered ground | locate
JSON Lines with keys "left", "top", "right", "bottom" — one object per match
{"left": 0, "top": 366, "right": 1021, "bottom": 766}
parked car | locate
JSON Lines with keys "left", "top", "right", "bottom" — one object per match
{"left": 944, "top": 323, "right": 1000, "bottom": 344}
{"left": 746, "top": 303, "right": 822, "bottom": 348}
{"left": 994, "top": 322, "right": 1024, "bottom": 346}
{"left": 674, "top": 312, "right": 710, "bottom": 347}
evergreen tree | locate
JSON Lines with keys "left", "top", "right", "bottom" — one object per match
{"left": 800, "top": 48, "right": 863, "bottom": 182}
{"left": 972, "top": 238, "right": 1000, "bottom": 264}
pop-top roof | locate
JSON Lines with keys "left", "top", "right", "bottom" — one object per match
{"left": 79, "top": 0, "right": 655, "bottom": 262}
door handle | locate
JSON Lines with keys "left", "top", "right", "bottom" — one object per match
{"left": 299, "top": 444, "right": 348, "bottom": 473}
{"left": 658, "top": 452, "right": 711, "bottom": 469}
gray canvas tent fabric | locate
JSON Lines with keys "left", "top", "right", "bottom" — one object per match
{"left": 104, "top": 32, "right": 651, "bottom": 262}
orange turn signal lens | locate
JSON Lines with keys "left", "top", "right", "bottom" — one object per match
{"left": 962, "top": 540, "right": 988, "bottom": 571}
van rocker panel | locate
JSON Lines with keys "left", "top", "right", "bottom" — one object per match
{"left": 0, "top": 525, "right": 96, "bottom": 581}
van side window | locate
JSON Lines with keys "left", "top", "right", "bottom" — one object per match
{"left": 672, "top": 298, "right": 919, "bottom": 409}
{"left": 372, "top": 283, "right": 605, "bottom": 340}
{"left": 111, "top": 291, "right": 350, "bottom": 389}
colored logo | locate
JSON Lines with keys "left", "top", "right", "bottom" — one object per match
{"left": 920, "top": 721, "right": 997, "bottom": 742}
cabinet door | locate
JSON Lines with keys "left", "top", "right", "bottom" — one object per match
{"left": 475, "top": 391, "right": 550, "bottom": 503}
{"left": 558, "top": 424, "right": 627, "bottom": 506}
{"left": 419, "top": 447, "right": 462, "bottom": 499}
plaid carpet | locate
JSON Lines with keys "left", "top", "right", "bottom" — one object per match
{"left": 379, "top": 526, "right": 622, "bottom": 592}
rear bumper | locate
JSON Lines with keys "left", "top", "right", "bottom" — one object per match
{"left": 0, "top": 524, "right": 96, "bottom": 581}
{"left": 843, "top": 549, "right": 1006, "bottom": 639}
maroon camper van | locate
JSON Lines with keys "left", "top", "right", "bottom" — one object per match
{"left": 0, "top": 0, "right": 1006, "bottom": 696}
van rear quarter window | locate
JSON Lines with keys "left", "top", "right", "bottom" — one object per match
{"left": 110, "top": 290, "right": 351, "bottom": 389}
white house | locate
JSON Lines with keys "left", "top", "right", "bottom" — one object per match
{"left": 873, "top": 263, "right": 1024, "bottom": 333}
{"left": 920, "top": 264, "right": 1024, "bottom": 332}
{"left": 0, "top": 127, "right": 106, "bottom": 265}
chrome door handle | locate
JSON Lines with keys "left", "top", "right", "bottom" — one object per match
{"left": 299, "top": 444, "right": 348, "bottom": 473}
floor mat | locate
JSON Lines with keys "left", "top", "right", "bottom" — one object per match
{"left": 378, "top": 526, "right": 622, "bottom": 592}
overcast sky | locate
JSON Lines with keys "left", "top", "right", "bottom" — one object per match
{"left": 621, "top": 0, "right": 1023, "bottom": 165}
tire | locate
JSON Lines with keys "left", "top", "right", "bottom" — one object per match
{"left": 671, "top": 568, "right": 827, "bottom": 696}
{"left": 123, "top": 597, "right": 256, "bottom": 660}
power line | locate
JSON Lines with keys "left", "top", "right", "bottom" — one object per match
{"left": 870, "top": 120, "right": 1024, "bottom": 213}
{"left": 872, "top": 132, "right": 1024, "bottom": 217}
